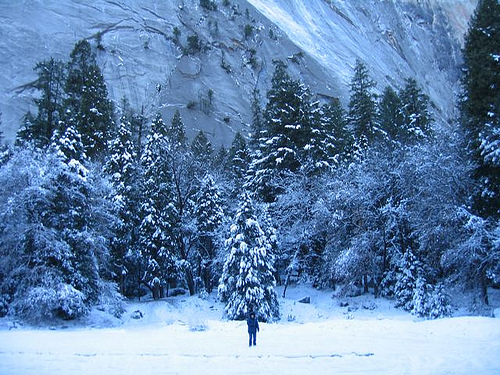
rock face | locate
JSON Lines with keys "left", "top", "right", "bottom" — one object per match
{"left": 0, "top": 0, "right": 476, "bottom": 145}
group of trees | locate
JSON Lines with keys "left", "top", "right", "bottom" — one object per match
{"left": 0, "top": 0, "right": 498, "bottom": 322}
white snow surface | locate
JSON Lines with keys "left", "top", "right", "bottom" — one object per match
{"left": 1, "top": 285, "right": 499, "bottom": 375}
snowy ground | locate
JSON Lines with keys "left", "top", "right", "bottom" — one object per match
{"left": 1, "top": 285, "right": 499, "bottom": 375}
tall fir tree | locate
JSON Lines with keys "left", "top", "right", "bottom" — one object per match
{"left": 218, "top": 193, "right": 279, "bottom": 322}
{"left": 64, "top": 40, "right": 114, "bottom": 159}
{"left": 139, "top": 113, "right": 178, "bottom": 299}
{"left": 191, "top": 130, "right": 214, "bottom": 166}
{"left": 320, "top": 97, "right": 352, "bottom": 164}
{"left": 378, "top": 86, "right": 403, "bottom": 144}
{"left": 167, "top": 110, "right": 188, "bottom": 150}
{"left": 227, "top": 132, "right": 251, "bottom": 187}
{"left": 247, "top": 61, "right": 313, "bottom": 202}
{"left": 399, "top": 78, "right": 432, "bottom": 143}
{"left": 18, "top": 58, "right": 66, "bottom": 147}
{"left": 348, "top": 60, "right": 378, "bottom": 148}
{"left": 194, "top": 175, "right": 224, "bottom": 292}
{"left": 461, "top": 0, "right": 500, "bottom": 219}
{"left": 104, "top": 115, "right": 141, "bottom": 295}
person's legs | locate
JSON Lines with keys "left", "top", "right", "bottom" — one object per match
{"left": 249, "top": 332, "right": 257, "bottom": 346}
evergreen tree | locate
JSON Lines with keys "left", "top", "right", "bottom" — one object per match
{"left": 249, "top": 88, "right": 263, "bottom": 149}
{"left": 227, "top": 132, "right": 250, "bottom": 186}
{"left": 320, "top": 97, "right": 352, "bottom": 164}
{"left": 247, "top": 61, "right": 313, "bottom": 202}
{"left": 0, "top": 148, "right": 119, "bottom": 321}
{"left": 139, "top": 113, "right": 178, "bottom": 299}
{"left": 167, "top": 110, "right": 188, "bottom": 150}
{"left": 378, "top": 86, "right": 403, "bottom": 144}
{"left": 191, "top": 130, "right": 214, "bottom": 165}
{"left": 218, "top": 193, "right": 279, "bottom": 321}
{"left": 194, "top": 175, "right": 224, "bottom": 292}
{"left": 461, "top": 0, "right": 500, "bottom": 219}
{"left": 18, "top": 58, "right": 66, "bottom": 147}
{"left": 399, "top": 78, "right": 432, "bottom": 142}
{"left": 348, "top": 60, "right": 378, "bottom": 147}
{"left": 65, "top": 40, "right": 114, "bottom": 159}
{"left": 104, "top": 116, "right": 141, "bottom": 295}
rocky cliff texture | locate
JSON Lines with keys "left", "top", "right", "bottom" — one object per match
{"left": 0, "top": 0, "right": 476, "bottom": 145}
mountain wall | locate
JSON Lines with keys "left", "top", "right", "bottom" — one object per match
{"left": 0, "top": 0, "right": 476, "bottom": 145}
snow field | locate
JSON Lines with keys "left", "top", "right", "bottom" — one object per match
{"left": 1, "top": 286, "right": 499, "bottom": 375}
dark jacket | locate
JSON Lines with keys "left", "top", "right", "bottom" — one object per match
{"left": 247, "top": 316, "right": 259, "bottom": 334}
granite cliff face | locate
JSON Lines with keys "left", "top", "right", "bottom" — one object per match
{"left": 0, "top": 0, "right": 476, "bottom": 145}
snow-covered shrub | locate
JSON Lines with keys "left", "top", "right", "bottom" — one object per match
{"left": 57, "top": 284, "right": 89, "bottom": 319}
{"left": 15, "top": 284, "right": 89, "bottom": 322}
{"left": 411, "top": 275, "right": 430, "bottom": 317}
{"left": 379, "top": 270, "right": 398, "bottom": 298}
{"left": 394, "top": 250, "right": 420, "bottom": 310}
{"left": 97, "top": 281, "right": 125, "bottom": 318}
{"left": 198, "top": 289, "right": 209, "bottom": 300}
{"left": 426, "top": 283, "right": 452, "bottom": 319}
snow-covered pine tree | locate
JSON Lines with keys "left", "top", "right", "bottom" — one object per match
{"left": 139, "top": 113, "right": 178, "bottom": 299}
{"left": 320, "top": 97, "right": 352, "bottom": 165}
{"left": 194, "top": 175, "right": 224, "bottom": 292}
{"left": 218, "top": 192, "right": 279, "bottom": 322}
{"left": 348, "top": 60, "right": 378, "bottom": 148}
{"left": 167, "top": 109, "right": 188, "bottom": 151}
{"left": 246, "top": 61, "right": 313, "bottom": 202}
{"left": 191, "top": 130, "right": 214, "bottom": 164}
{"left": 104, "top": 115, "right": 141, "bottom": 295}
{"left": 394, "top": 249, "right": 421, "bottom": 311}
{"left": 64, "top": 39, "right": 114, "bottom": 159}
{"left": 399, "top": 78, "right": 432, "bottom": 143}
{"left": 226, "top": 132, "right": 250, "bottom": 191}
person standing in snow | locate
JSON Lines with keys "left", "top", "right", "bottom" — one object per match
{"left": 247, "top": 312, "right": 259, "bottom": 346}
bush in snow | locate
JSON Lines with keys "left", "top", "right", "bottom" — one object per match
{"left": 15, "top": 284, "right": 89, "bottom": 322}
{"left": 391, "top": 250, "right": 452, "bottom": 319}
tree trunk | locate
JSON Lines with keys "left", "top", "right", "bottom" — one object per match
{"left": 480, "top": 273, "right": 489, "bottom": 306}
{"left": 185, "top": 267, "right": 196, "bottom": 296}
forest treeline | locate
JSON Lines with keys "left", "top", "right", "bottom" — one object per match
{"left": 0, "top": 0, "right": 498, "bottom": 322}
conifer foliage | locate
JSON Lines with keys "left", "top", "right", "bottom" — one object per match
{"left": 461, "top": 0, "right": 500, "bottom": 219}
{"left": 218, "top": 193, "right": 279, "bottom": 322}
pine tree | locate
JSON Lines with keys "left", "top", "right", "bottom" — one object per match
{"left": 218, "top": 193, "right": 279, "bottom": 321}
{"left": 399, "top": 78, "right": 432, "bottom": 142}
{"left": 227, "top": 132, "right": 250, "bottom": 186}
{"left": 191, "top": 130, "right": 214, "bottom": 165}
{"left": 168, "top": 110, "right": 188, "bottom": 150}
{"left": 249, "top": 88, "right": 263, "bottom": 149}
{"left": 320, "top": 97, "right": 352, "bottom": 164}
{"left": 348, "top": 60, "right": 378, "bottom": 147}
{"left": 64, "top": 40, "right": 114, "bottom": 159}
{"left": 378, "top": 86, "right": 403, "bottom": 144}
{"left": 194, "top": 175, "right": 224, "bottom": 292}
{"left": 18, "top": 58, "right": 66, "bottom": 147}
{"left": 139, "top": 113, "right": 178, "bottom": 299}
{"left": 104, "top": 116, "right": 140, "bottom": 295}
{"left": 247, "top": 61, "right": 313, "bottom": 202}
{"left": 461, "top": 0, "right": 500, "bottom": 219}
